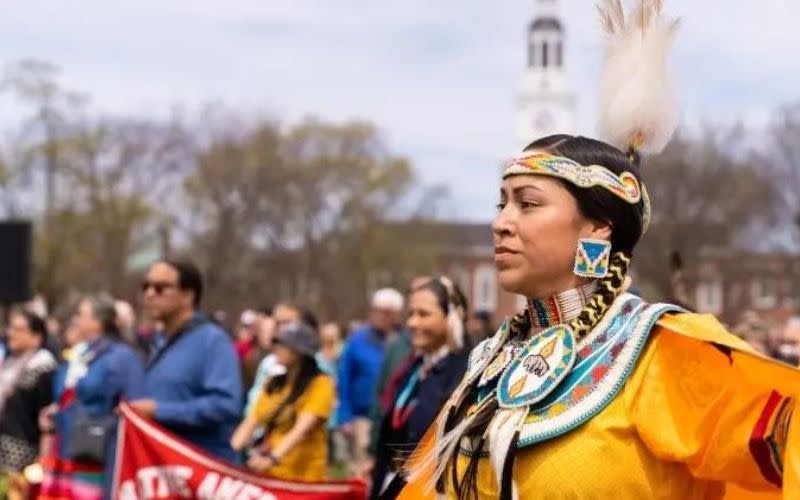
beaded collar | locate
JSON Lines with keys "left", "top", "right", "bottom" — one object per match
{"left": 526, "top": 282, "right": 598, "bottom": 329}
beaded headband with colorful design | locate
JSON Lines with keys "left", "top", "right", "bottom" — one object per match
{"left": 502, "top": 151, "right": 652, "bottom": 233}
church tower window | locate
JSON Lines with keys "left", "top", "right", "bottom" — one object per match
{"left": 529, "top": 40, "right": 537, "bottom": 67}
{"left": 556, "top": 42, "right": 563, "bottom": 67}
{"left": 515, "top": 0, "right": 576, "bottom": 147}
{"left": 541, "top": 41, "right": 549, "bottom": 68}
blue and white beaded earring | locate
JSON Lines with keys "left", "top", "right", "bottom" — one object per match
{"left": 573, "top": 238, "right": 611, "bottom": 278}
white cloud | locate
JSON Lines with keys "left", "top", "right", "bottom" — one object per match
{"left": 0, "top": 0, "right": 797, "bottom": 220}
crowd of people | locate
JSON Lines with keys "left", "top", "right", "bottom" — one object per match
{"left": 0, "top": 254, "right": 798, "bottom": 500}
{"left": 0, "top": 257, "right": 495, "bottom": 499}
{"left": 1, "top": 254, "right": 798, "bottom": 500}
{"left": 4, "top": 1, "right": 800, "bottom": 498}
{"left": 731, "top": 311, "right": 800, "bottom": 365}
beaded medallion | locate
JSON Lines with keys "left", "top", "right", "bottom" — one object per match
{"left": 497, "top": 325, "right": 577, "bottom": 409}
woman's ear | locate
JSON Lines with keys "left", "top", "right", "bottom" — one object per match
{"left": 583, "top": 218, "right": 612, "bottom": 242}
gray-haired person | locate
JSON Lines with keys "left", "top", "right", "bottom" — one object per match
{"left": 43, "top": 294, "right": 145, "bottom": 499}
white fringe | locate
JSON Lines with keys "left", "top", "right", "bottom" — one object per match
{"left": 487, "top": 408, "right": 527, "bottom": 500}
{"left": 597, "top": 0, "right": 680, "bottom": 154}
{"left": 406, "top": 398, "right": 488, "bottom": 491}
{"left": 448, "top": 307, "right": 465, "bottom": 350}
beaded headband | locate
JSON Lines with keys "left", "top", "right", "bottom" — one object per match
{"left": 502, "top": 151, "right": 652, "bottom": 233}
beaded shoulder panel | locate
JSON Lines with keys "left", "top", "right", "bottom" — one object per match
{"left": 515, "top": 293, "right": 681, "bottom": 447}
{"left": 465, "top": 322, "right": 510, "bottom": 384}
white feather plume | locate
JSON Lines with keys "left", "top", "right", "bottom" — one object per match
{"left": 597, "top": 0, "right": 680, "bottom": 154}
{"left": 448, "top": 307, "right": 465, "bottom": 350}
{"left": 439, "top": 276, "right": 465, "bottom": 350}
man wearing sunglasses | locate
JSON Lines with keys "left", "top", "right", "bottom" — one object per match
{"left": 128, "top": 258, "right": 242, "bottom": 463}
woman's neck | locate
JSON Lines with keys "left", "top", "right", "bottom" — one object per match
{"left": 14, "top": 346, "right": 38, "bottom": 358}
{"left": 421, "top": 342, "right": 449, "bottom": 362}
{"left": 84, "top": 330, "right": 103, "bottom": 344}
{"left": 420, "top": 343, "right": 450, "bottom": 376}
{"left": 527, "top": 281, "right": 598, "bottom": 329}
{"left": 320, "top": 344, "right": 340, "bottom": 360}
{"left": 285, "top": 364, "right": 300, "bottom": 385}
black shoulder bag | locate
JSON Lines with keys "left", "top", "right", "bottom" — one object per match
{"left": 66, "top": 341, "right": 114, "bottom": 463}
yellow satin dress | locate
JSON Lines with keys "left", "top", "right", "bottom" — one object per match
{"left": 400, "top": 313, "right": 800, "bottom": 499}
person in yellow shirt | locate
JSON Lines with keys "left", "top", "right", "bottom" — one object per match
{"left": 231, "top": 322, "right": 335, "bottom": 481}
{"left": 396, "top": 2, "right": 800, "bottom": 499}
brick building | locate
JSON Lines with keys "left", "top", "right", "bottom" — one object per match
{"left": 689, "top": 247, "right": 800, "bottom": 327}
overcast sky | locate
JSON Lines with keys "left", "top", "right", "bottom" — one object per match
{"left": 1, "top": 0, "right": 798, "bottom": 220}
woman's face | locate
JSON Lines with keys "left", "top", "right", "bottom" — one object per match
{"left": 406, "top": 289, "right": 449, "bottom": 354}
{"left": 319, "top": 323, "right": 341, "bottom": 349}
{"left": 272, "top": 342, "right": 299, "bottom": 368}
{"left": 63, "top": 324, "right": 82, "bottom": 348}
{"left": 72, "top": 300, "right": 100, "bottom": 339}
{"left": 6, "top": 313, "right": 41, "bottom": 354}
{"left": 273, "top": 304, "right": 301, "bottom": 329}
{"left": 493, "top": 174, "right": 611, "bottom": 298}
{"left": 256, "top": 316, "right": 276, "bottom": 350}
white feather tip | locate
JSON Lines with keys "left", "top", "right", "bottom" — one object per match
{"left": 597, "top": 0, "right": 680, "bottom": 155}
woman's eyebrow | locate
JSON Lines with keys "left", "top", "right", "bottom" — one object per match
{"left": 511, "top": 184, "right": 542, "bottom": 196}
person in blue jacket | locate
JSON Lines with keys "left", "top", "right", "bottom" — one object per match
{"left": 129, "top": 259, "right": 242, "bottom": 463}
{"left": 336, "top": 288, "right": 404, "bottom": 475}
{"left": 45, "top": 294, "right": 145, "bottom": 499}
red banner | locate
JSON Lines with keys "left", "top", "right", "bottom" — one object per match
{"left": 112, "top": 404, "right": 366, "bottom": 500}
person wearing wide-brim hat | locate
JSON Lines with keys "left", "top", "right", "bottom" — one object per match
{"left": 231, "top": 322, "right": 335, "bottom": 482}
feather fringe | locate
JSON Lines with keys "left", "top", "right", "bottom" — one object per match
{"left": 597, "top": 0, "right": 680, "bottom": 155}
{"left": 406, "top": 397, "right": 489, "bottom": 491}
{"left": 487, "top": 408, "right": 527, "bottom": 500}
{"left": 499, "top": 430, "right": 520, "bottom": 500}
{"left": 429, "top": 412, "right": 476, "bottom": 489}
{"left": 448, "top": 307, "right": 465, "bottom": 350}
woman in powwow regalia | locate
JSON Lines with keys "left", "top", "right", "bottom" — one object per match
{"left": 396, "top": 1, "right": 800, "bottom": 499}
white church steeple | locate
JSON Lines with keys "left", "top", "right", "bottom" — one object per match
{"left": 515, "top": 0, "right": 576, "bottom": 148}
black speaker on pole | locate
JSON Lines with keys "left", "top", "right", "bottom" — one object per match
{"left": 0, "top": 221, "right": 32, "bottom": 303}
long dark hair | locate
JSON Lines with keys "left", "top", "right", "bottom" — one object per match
{"left": 262, "top": 354, "right": 322, "bottom": 435}
{"left": 447, "top": 135, "right": 641, "bottom": 500}
{"left": 10, "top": 308, "right": 47, "bottom": 347}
